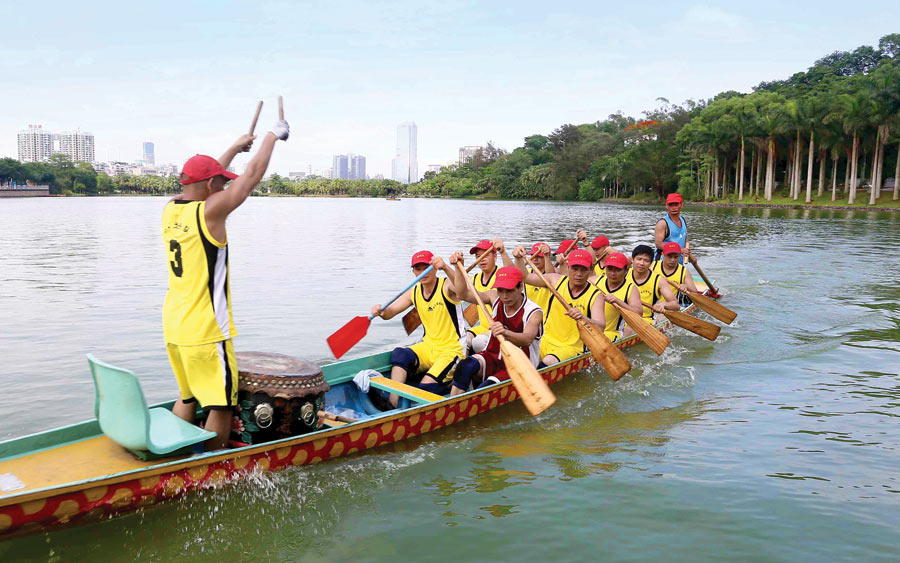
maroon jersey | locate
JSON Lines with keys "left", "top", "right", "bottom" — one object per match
{"left": 483, "top": 295, "right": 543, "bottom": 367}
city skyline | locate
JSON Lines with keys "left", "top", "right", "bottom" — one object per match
{"left": 2, "top": 2, "right": 899, "bottom": 177}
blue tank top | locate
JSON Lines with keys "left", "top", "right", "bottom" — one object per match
{"left": 659, "top": 214, "right": 687, "bottom": 264}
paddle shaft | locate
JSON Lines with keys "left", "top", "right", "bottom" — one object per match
{"left": 374, "top": 265, "right": 434, "bottom": 320}
{"left": 249, "top": 101, "right": 263, "bottom": 135}
{"left": 690, "top": 259, "right": 718, "bottom": 295}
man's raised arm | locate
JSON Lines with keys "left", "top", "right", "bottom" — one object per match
{"left": 206, "top": 121, "right": 290, "bottom": 223}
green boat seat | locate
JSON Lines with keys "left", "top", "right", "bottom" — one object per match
{"left": 87, "top": 354, "right": 215, "bottom": 456}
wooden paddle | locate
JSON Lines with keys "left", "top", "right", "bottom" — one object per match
{"left": 689, "top": 256, "right": 720, "bottom": 297}
{"left": 327, "top": 265, "right": 435, "bottom": 359}
{"left": 249, "top": 101, "right": 263, "bottom": 135}
{"left": 641, "top": 301, "right": 720, "bottom": 341}
{"left": 674, "top": 283, "right": 737, "bottom": 325}
{"left": 523, "top": 255, "right": 631, "bottom": 380}
{"left": 401, "top": 245, "right": 495, "bottom": 335}
{"left": 462, "top": 271, "right": 555, "bottom": 416}
{"left": 609, "top": 300, "right": 670, "bottom": 355}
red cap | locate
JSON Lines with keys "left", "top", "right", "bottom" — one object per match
{"left": 469, "top": 240, "right": 494, "bottom": 255}
{"left": 180, "top": 155, "right": 238, "bottom": 185}
{"left": 666, "top": 193, "right": 683, "bottom": 205}
{"left": 411, "top": 250, "right": 433, "bottom": 267}
{"left": 590, "top": 236, "right": 610, "bottom": 249}
{"left": 567, "top": 249, "right": 593, "bottom": 269}
{"left": 605, "top": 252, "right": 628, "bottom": 269}
{"left": 530, "top": 242, "right": 547, "bottom": 256}
{"left": 662, "top": 242, "right": 681, "bottom": 255}
{"left": 555, "top": 240, "right": 576, "bottom": 255}
{"left": 492, "top": 266, "right": 523, "bottom": 290}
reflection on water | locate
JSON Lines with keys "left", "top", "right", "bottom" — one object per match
{"left": 2, "top": 198, "right": 900, "bottom": 560}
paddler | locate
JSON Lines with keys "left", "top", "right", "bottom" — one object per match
{"left": 595, "top": 252, "right": 644, "bottom": 341}
{"left": 577, "top": 230, "right": 629, "bottom": 280}
{"left": 514, "top": 246, "right": 606, "bottom": 366}
{"left": 628, "top": 244, "right": 679, "bottom": 327}
{"left": 525, "top": 242, "right": 553, "bottom": 313}
{"left": 163, "top": 118, "right": 290, "bottom": 450}
{"left": 446, "top": 260, "right": 543, "bottom": 395}
{"left": 653, "top": 241, "right": 701, "bottom": 304}
{"left": 371, "top": 251, "right": 466, "bottom": 407}
{"left": 464, "top": 239, "right": 503, "bottom": 353}
{"left": 654, "top": 193, "right": 690, "bottom": 263}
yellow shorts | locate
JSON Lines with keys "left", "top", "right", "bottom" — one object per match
{"left": 539, "top": 340, "right": 584, "bottom": 363}
{"left": 410, "top": 341, "right": 463, "bottom": 384}
{"left": 166, "top": 340, "right": 239, "bottom": 409}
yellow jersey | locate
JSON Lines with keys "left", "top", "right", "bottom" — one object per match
{"left": 653, "top": 261, "right": 686, "bottom": 295}
{"left": 468, "top": 268, "right": 498, "bottom": 335}
{"left": 162, "top": 200, "right": 237, "bottom": 345}
{"left": 628, "top": 269, "right": 662, "bottom": 320}
{"left": 597, "top": 278, "right": 636, "bottom": 336}
{"left": 542, "top": 276, "right": 601, "bottom": 352}
{"left": 413, "top": 277, "right": 466, "bottom": 353}
{"left": 525, "top": 266, "right": 551, "bottom": 313}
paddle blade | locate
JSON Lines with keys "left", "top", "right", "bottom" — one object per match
{"left": 664, "top": 310, "right": 721, "bottom": 341}
{"left": 618, "top": 305, "right": 670, "bottom": 355}
{"left": 577, "top": 321, "right": 631, "bottom": 380}
{"left": 401, "top": 309, "right": 421, "bottom": 335}
{"left": 500, "top": 340, "right": 556, "bottom": 416}
{"left": 463, "top": 304, "right": 479, "bottom": 326}
{"left": 690, "top": 292, "right": 737, "bottom": 325}
{"left": 326, "top": 316, "right": 371, "bottom": 359}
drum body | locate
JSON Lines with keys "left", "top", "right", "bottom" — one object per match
{"left": 231, "top": 352, "right": 330, "bottom": 445}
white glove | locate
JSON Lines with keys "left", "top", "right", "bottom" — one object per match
{"left": 272, "top": 120, "right": 290, "bottom": 141}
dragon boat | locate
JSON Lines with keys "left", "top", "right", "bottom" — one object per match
{"left": 0, "top": 281, "right": 714, "bottom": 540}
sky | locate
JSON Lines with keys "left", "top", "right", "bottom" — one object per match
{"left": 2, "top": 0, "right": 899, "bottom": 178}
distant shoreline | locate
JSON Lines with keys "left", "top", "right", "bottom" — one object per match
{"left": 11, "top": 191, "right": 900, "bottom": 212}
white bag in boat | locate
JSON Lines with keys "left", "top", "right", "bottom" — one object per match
{"left": 352, "top": 369, "right": 380, "bottom": 393}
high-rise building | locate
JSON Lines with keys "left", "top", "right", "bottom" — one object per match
{"left": 332, "top": 154, "right": 350, "bottom": 179}
{"left": 459, "top": 145, "right": 484, "bottom": 165}
{"left": 57, "top": 130, "right": 95, "bottom": 163}
{"left": 350, "top": 155, "right": 366, "bottom": 180}
{"left": 17, "top": 125, "right": 54, "bottom": 162}
{"left": 143, "top": 142, "right": 155, "bottom": 165}
{"left": 391, "top": 122, "right": 417, "bottom": 184}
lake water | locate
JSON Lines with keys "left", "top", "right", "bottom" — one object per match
{"left": 1, "top": 197, "right": 899, "bottom": 561}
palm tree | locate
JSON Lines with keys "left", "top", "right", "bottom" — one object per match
{"left": 830, "top": 91, "right": 872, "bottom": 205}
{"left": 756, "top": 94, "right": 788, "bottom": 201}
{"left": 797, "top": 95, "right": 828, "bottom": 203}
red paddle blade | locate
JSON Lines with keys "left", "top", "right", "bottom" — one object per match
{"left": 327, "top": 316, "right": 371, "bottom": 359}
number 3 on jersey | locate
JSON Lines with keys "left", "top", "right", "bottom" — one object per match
{"left": 169, "top": 239, "right": 183, "bottom": 277}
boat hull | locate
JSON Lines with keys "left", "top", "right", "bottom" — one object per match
{"left": 0, "top": 295, "right": 707, "bottom": 539}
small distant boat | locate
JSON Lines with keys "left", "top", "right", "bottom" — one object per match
{"left": 386, "top": 196, "right": 401, "bottom": 201}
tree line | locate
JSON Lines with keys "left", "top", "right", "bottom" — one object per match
{"left": 414, "top": 33, "right": 900, "bottom": 205}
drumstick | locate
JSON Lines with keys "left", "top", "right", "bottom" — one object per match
{"left": 278, "top": 96, "right": 284, "bottom": 120}
{"left": 249, "top": 101, "right": 263, "bottom": 135}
